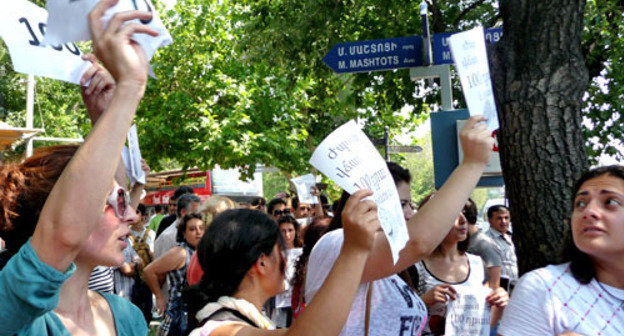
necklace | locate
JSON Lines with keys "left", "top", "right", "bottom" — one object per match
{"left": 596, "top": 280, "right": 624, "bottom": 304}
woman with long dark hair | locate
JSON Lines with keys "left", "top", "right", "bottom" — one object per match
{"left": 187, "top": 190, "right": 380, "bottom": 336}
{"left": 0, "top": 1, "right": 158, "bottom": 334}
{"left": 143, "top": 213, "right": 205, "bottom": 336}
{"left": 498, "top": 165, "right": 624, "bottom": 335}
{"left": 415, "top": 194, "right": 508, "bottom": 336}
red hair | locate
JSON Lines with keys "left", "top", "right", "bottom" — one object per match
{"left": 0, "top": 145, "right": 78, "bottom": 255}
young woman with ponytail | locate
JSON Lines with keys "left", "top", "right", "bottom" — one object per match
{"left": 0, "top": 1, "right": 159, "bottom": 335}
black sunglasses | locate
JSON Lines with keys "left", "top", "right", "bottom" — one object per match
{"left": 273, "top": 209, "right": 291, "bottom": 216}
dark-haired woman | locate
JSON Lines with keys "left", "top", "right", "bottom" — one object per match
{"left": 305, "top": 117, "right": 495, "bottom": 336}
{"left": 498, "top": 165, "right": 624, "bottom": 336}
{"left": 143, "top": 213, "right": 205, "bottom": 336}
{"left": 0, "top": 2, "right": 157, "bottom": 334}
{"left": 415, "top": 194, "right": 508, "bottom": 336}
{"left": 267, "top": 215, "right": 303, "bottom": 327}
{"left": 188, "top": 190, "right": 380, "bottom": 336}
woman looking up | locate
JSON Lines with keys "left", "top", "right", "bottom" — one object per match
{"left": 0, "top": 0, "right": 159, "bottom": 334}
{"left": 187, "top": 190, "right": 380, "bottom": 336}
{"left": 143, "top": 213, "right": 205, "bottom": 336}
{"left": 498, "top": 165, "right": 624, "bottom": 336}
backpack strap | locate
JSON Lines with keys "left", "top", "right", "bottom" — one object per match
{"left": 200, "top": 307, "right": 259, "bottom": 328}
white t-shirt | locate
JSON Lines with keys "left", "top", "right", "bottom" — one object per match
{"left": 499, "top": 263, "right": 624, "bottom": 336}
{"left": 275, "top": 248, "right": 303, "bottom": 309}
{"left": 154, "top": 218, "right": 179, "bottom": 259}
{"left": 306, "top": 229, "right": 428, "bottom": 336}
{"left": 415, "top": 253, "right": 486, "bottom": 336}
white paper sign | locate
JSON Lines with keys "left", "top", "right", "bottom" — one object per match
{"left": 126, "top": 125, "right": 146, "bottom": 185}
{"left": 44, "top": 0, "right": 172, "bottom": 62}
{"left": 290, "top": 174, "right": 319, "bottom": 205}
{"left": 0, "top": 0, "right": 91, "bottom": 84}
{"left": 445, "top": 286, "right": 492, "bottom": 336}
{"left": 309, "top": 120, "right": 408, "bottom": 263}
{"left": 449, "top": 26, "right": 499, "bottom": 131}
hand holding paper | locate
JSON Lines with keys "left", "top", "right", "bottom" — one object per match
{"left": 341, "top": 189, "right": 381, "bottom": 252}
{"left": 81, "top": 54, "right": 116, "bottom": 123}
{"left": 458, "top": 116, "right": 494, "bottom": 167}
{"left": 310, "top": 120, "right": 408, "bottom": 263}
{"left": 89, "top": 2, "right": 158, "bottom": 86}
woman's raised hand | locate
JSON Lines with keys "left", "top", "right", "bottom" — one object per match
{"left": 341, "top": 190, "right": 381, "bottom": 253}
{"left": 458, "top": 116, "right": 495, "bottom": 167}
{"left": 88, "top": 0, "right": 159, "bottom": 88}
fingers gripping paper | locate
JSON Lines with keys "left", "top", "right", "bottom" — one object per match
{"left": 44, "top": 0, "right": 172, "bottom": 61}
{"left": 0, "top": 0, "right": 90, "bottom": 84}
{"left": 449, "top": 26, "right": 499, "bottom": 131}
{"left": 309, "top": 120, "right": 408, "bottom": 263}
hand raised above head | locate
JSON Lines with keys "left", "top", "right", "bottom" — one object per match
{"left": 459, "top": 115, "right": 495, "bottom": 167}
{"left": 88, "top": 0, "right": 159, "bottom": 88}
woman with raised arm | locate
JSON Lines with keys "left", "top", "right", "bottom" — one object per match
{"left": 415, "top": 194, "right": 508, "bottom": 336}
{"left": 304, "top": 116, "right": 494, "bottom": 336}
{"left": 0, "top": 1, "right": 159, "bottom": 335}
{"left": 498, "top": 165, "right": 624, "bottom": 336}
{"left": 185, "top": 189, "right": 380, "bottom": 336}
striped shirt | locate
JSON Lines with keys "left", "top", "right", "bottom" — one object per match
{"left": 88, "top": 266, "right": 114, "bottom": 293}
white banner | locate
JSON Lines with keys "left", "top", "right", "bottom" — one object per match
{"left": 290, "top": 174, "right": 319, "bottom": 205}
{"left": 309, "top": 120, "right": 408, "bottom": 263}
{"left": 126, "top": 124, "right": 146, "bottom": 185}
{"left": 44, "top": 0, "right": 172, "bottom": 61}
{"left": 445, "top": 286, "right": 492, "bottom": 336}
{"left": 0, "top": 0, "right": 90, "bottom": 84}
{"left": 449, "top": 26, "right": 499, "bottom": 131}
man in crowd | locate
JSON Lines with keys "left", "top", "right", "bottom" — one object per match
{"left": 267, "top": 197, "right": 289, "bottom": 221}
{"left": 148, "top": 204, "right": 166, "bottom": 232}
{"left": 486, "top": 204, "right": 519, "bottom": 290}
{"left": 154, "top": 193, "right": 202, "bottom": 259}
{"left": 291, "top": 196, "right": 312, "bottom": 219}
{"left": 155, "top": 186, "right": 194, "bottom": 238}
{"left": 463, "top": 199, "right": 503, "bottom": 288}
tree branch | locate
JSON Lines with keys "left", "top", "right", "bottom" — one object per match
{"left": 453, "top": 0, "right": 488, "bottom": 27}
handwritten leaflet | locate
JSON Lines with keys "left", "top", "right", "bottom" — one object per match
{"left": 0, "top": 0, "right": 90, "bottom": 84}
{"left": 449, "top": 26, "right": 499, "bottom": 131}
{"left": 309, "top": 120, "right": 408, "bottom": 263}
{"left": 125, "top": 125, "right": 146, "bottom": 185}
{"left": 290, "top": 174, "right": 318, "bottom": 205}
{"left": 445, "top": 286, "right": 491, "bottom": 336}
{"left": 44, "top": 0, "right": 172, "bottom": 61}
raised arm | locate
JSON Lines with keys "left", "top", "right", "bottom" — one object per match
{"left": 30, "top": 0, "right": 158, "bottom": 271}
{"left": 362, "top": 116, "right": 494, "bottom": 282}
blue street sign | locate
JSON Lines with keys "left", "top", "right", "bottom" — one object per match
{"left": 433, "top": 27, "right": 503, "bottom": 65}
{"left": 323, "top": 36, "right": 423, "bottom": 74}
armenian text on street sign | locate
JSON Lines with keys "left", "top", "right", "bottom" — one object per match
{"left": 310, "top": 120, "right": 408, "bottom": 264}
{"left": 323, "top": 36, "right": 423, "bottom": 74}
{"left": 0, "top": 0, "right": 90, "bottom": 84}
{"left": 433, "top": 27, "right": 503, "bottom": 65}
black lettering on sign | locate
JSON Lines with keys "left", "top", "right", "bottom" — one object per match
{"left": 18, "top": 17, "right": 40, "bottom": 46}
{"left": 18, "top": 17, "right": 81, "bottom": 56}
{"left": 132, "top": 0, "right": 154, "bottom": 24}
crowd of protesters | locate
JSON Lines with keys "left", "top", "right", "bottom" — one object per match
{"left": 0, "top": 2, "right": 622, "bottom": 336}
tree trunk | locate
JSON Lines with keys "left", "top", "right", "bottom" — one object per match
{"left": 491, "top": 0, "right": 590, "bottom": 274}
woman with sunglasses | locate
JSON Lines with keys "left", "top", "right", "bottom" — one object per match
{"left": 0, "top": 1, "right": 158, "bottom": 335}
